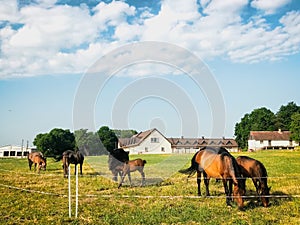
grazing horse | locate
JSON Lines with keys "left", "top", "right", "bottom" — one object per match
{"left": 236, "top": 156, "right": 270, "bottom": 207}
{"left": 118, "top": 158, "right": 147, "bottom": 188}
{"left": 27, "top": 151, "right": 47, "bottom": 174}
{"left": 179, "top": 147, "right": 245, "bottom": 210}
{"left": 62, "top": 150, "right": 84, "bottom": 178}
{"left": 107, "top": 148, "right": 129, "bottom": 181}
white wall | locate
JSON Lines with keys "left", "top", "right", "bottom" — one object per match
{"left": 248, "top": 140, "right": 296, "bottom": 150}
{"left": 127, "top": 130, "right": 172, "bottom": 154}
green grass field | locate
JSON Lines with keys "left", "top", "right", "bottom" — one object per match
{"left": 0, "top": 150, "right": 300, "bottom": 224}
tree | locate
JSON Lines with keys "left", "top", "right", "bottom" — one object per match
{"left": 113, "top": 129, "right": 137, "bottom": 138}
{"left": 275, "top": 102, "right": 300, "bottom": 130}
{"left": 234, "top": 107, "right": 276, "bottom": 150}
{"left": 74, "top": 129, "right": 106, "bottom": 156}
{"left": 97, "top": 126, "right": 118, "bottom": 153}
{"left": 234, "top": 113, "right": 251, "bottom": 150}
{"left": 290, "top": 113, "right": 300, "bottom": 143}
{"left": 33, "top": 128, "right": 75, "bottom": 160}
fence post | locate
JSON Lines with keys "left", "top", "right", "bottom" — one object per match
{"left": 75, "top": 164, "right": 78, "bottom": 218}
{"left": 68, "top": 165, "right": 71, "bottom": 218}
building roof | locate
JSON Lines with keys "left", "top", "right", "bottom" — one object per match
{"left": 249, "top": 130, "right": 291, "bottom": 141}
{"left": 118, "top": 128, "right": 238, "bottom": 149}
{"left": 168, "top": 137, "right": 238, "bottom": 148}
{"left": 118, "top": 128, "right": 170, "bottom": 148}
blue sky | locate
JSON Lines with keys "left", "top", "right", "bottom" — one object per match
{"left": 0, "top": 0, "right": 300, "bottom": 146}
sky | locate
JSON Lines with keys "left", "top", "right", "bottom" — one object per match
{"left": 0, "top": 0, "right": 300, "bottom": 146}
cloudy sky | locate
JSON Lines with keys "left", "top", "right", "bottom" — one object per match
{"left": 1, "top": 0, "right": 300, "bottom": 146}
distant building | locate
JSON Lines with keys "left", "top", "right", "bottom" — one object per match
{"left": 248, "top": 130, "right": 298, "bottom": 151}
{"left": 118, "top": 128, "right": 239, "bottom": 154}
{"left": 0, "top": 145, "right": 36, "bottom": 158}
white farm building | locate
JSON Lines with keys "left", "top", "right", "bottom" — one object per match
{"left": 0, "top": 145, "right": 35, "bottom": 158}
{"left": 248, "top": 130, "right": 298, "bottom": 151}
{"left": 118, "top": 128, "right": 239, "bottom": 154}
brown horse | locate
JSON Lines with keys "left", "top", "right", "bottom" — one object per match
{"left": 108, "top": 148, "right": 129, "bottom": 182}
{"left": 27, "top": 151, "right": 47, "bottom": 174}
{"left": 236, "top": 156, "right": 270, "bottom": 207}
{"left": 62, "top": 150, "right": 84, "bottom": 178}
{"left": 179, "top": 147, "right": 245, "bottom": 210}
{"left": 118, "top": 158, "right": 147, "bottom": 188}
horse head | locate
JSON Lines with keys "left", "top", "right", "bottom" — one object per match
{"left": 41, "top": 157, "right": 47, "bottom": 170}
{"left": 260, "top": 184, "right": 271, "bottom": 207}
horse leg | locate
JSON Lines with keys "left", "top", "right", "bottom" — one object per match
{"left": 80, "top": 163, "right": 83, "bottom": 175}
{"left": 37, "top": 164, "right": 41, "bottom": 174}
{"left": 201, "top": 171, "right": 210, "bottom": 196}
{"left": 222, "top": 179, "right": 231, "bottom": 206}
{"left": 118, "top": 166, "right": 129, "bottom": 188}
{"left": 128, "top": 172, "right": 132, "bottom": 187}
{"left": 197, "top": 171, "right": 202, "bottom": 196}
{"left": 34, "top": 163, "right": 37, "bottom": 171}
{"left": 118, "top": 171, "right": 127, "bottom": 188}
{"left": 28, "top": 160, "right": 33, "bottom": 170}
{"left": 228, "top": 179, "right": 233, "bottom": 202}
{"left": 141, "top": 171, "right": 145, "bottom": 186}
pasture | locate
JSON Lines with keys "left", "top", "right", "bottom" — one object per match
{"left": 0, "top": 150, "right": 300, "bottom": 224}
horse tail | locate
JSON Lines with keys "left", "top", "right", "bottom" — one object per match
{"left": 178, "top": 151, "right": 199, "bottom": 176}
{"left": 143, "top": 160, "right": 147, "bottom": 165}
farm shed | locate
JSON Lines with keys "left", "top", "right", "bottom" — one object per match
{"left": 0, "top": 145, "right": 34, "bottom": 158}
{"left": 248, "top": 130, "right": 298, "bottom": 151}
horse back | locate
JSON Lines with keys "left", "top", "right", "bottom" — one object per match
{"left": 28, "top": 151, "right": 43, "bottom": 162}
{"left": 236, "top": 156, "right": 267, "bottom": 178}
{"left": 197, "top": 150, "right": 224, "bottom": 178}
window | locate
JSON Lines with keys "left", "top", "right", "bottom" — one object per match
{"left": 17, "top": 152, "right": 22, "bottom": 156}
{"left": 268, "top": 140, "right": 272, "bottom": 146}
{"left": 151, "top": 138, "right": 159, "bottom": 143}
{"left": 145, "top": 147, "right": 148, "bottom": 152}
{"left": 161, "top": 147, "right": 165, "bottom": 152}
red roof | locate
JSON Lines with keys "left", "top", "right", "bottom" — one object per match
{"left": 249, "top": 131, "right": 291, "bottom": 141}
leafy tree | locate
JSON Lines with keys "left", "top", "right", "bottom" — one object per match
{"left": 234, "top": 113, "right": 251, "bottom": 150}
{"left": 33, "top": 133, "right": 51, "bottom": 154}
{"left": 97, "top": 126, "right": 118, "bottom": 153}
{"left": 74, "top": 129, "right": 106, "bottom": 156}
{"left": 113, "top": 129, "right": 137, "bottom": 138}
{"left": 234, "top": 107, "right": 276, "bottom": 150}
{"left": 33, "top": 128, "right": 75, "bottom": 160}
{"left": 275, "top": 102, "right": 300, "bottom": 130}
{"left": 290, "top": 113, "right": 300, "bottom": 143}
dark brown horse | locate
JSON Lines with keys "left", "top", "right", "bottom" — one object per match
{"left": 107, "top": 148, "right": 129, "bottom": 181}
{"left": 62, "top": 150, "right": 84, "bottom": 178}
{"left": 118, "top": 158, "right": 147, "bottom": 188}
{"left": 236, "top": 156, "right": 270, "bottom": 207}
{"left": 179, "top": 147, "right": 245, "bottom": 210}
{"left": 27, "top": 151, "right": 47, "bottom": 174}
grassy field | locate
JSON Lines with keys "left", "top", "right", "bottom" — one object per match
{"left": 0, "top": 150, "right": 300, "bottom": 224}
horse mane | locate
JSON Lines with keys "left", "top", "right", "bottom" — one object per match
{"left": 108, "top": 148, "right": 129, "bottom": 171}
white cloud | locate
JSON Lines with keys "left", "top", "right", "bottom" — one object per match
{"left": 0, "top": 0, "right": 299, "bottom": 78}
{"left": 251, "top": 0, "right": 292, "bottom": 15}
{"left": 0, "top": 0, "right": 19, "bottom": 21}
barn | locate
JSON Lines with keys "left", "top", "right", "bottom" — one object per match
{"left": 118, "top": 128, "right": 239, "bottom": 154}
{"left": 248, "top": 130, "right": 298, "bottom": 151}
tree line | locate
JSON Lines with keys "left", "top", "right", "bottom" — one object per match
{"left": 33, "top": 126, "right": 137, "bottom": 160}
{"left": 234, "top": 102, "right": 300, "bottom": 150}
